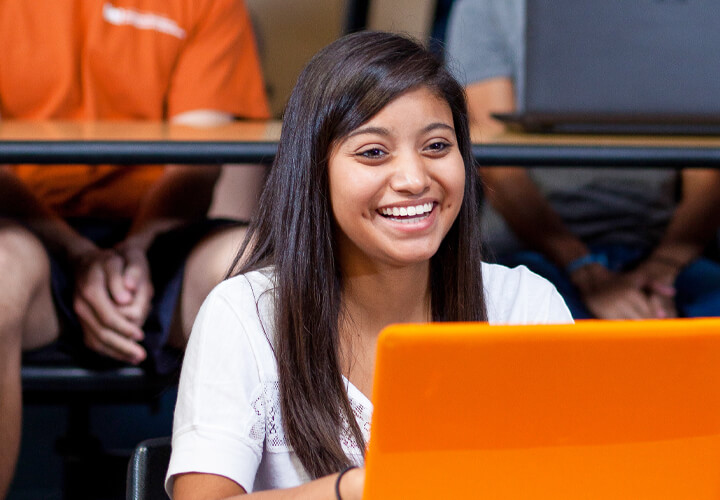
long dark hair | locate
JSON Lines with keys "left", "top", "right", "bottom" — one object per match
{"left": 231, "top": 30, "right": 486, "bottom": 479}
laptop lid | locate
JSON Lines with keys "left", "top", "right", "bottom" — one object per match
{"left": 363, "top": 319, "right": 720, "bottom": 499}
{"left": 513, "top": 0, "right": 720, "bottom": 134}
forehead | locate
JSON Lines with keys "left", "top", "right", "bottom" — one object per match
{"left": 327, "top": 86, "right": 455, "bottom": 157}
{"left": 349, "top": 87, "right": 453, "bottom": 135}
{"left": 373, "top": 86, "right": 449, "bottom": 116}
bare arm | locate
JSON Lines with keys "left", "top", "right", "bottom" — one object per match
{"left": 468, "top": 78, "right": 589, "bottom": 270}
{"left": 173, "top": 467, "right": 364, "bottom": 500}
{"left": 469, "top": 78, "right": 657, "bottom": 318}
{"left": 121, "top": 110, "right": 232, "bottom": 251}
{"left": 0, "top": 166, "right": 96, "bottom": 260}
{"left": 647, "top": 168, "right": 720, "bottom": 267}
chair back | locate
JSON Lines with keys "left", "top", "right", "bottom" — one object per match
{"left": 126, "top": 437, "right": 172, "bottom": 500}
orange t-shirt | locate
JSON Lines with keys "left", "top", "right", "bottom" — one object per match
{"left": 0, "top": 0, "right": 270, "bottom": 218}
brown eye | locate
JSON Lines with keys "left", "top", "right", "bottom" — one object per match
{"left": 426, "top": 141, "right": 451, "bottom": 152}
{"left": 358, "top": 148, "right": 386, "bottom": 159}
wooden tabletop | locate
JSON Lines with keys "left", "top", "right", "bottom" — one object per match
{"left": 2, "top": 120, "right": 720, "bottom": 166}
{"left": 473, "top": 130, "right": 720, "bottom": 168}
{"left": 482, "top": 129, "right": 720, "bottom": 148}
{"left": 0, "top": 120, "right": 282, "bottom": 164}
{"left": 3, "top": 120, "right": 720, "bottom": 145}
{"left": 0, "top": 120, "right": 283, "bottom": 141}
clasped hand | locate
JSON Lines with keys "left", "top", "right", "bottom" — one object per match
{"left": 577, "top": 261, "right": 679, "bottom": 320}
{"left": 72, "top": 244, "right": 153, "bottom": 364}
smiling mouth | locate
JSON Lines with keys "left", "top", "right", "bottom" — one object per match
{"left": 378, "top": 202, "right": 435, "bottom": 224}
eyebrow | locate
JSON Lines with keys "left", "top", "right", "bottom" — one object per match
{"left": 345, "top": 122, "right": 455, "bottom": 139}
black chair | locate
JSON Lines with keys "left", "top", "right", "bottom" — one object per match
{"left": 21, "top": 350, "right": 177, "bottom": 500}
{"left": 126, "top": 436, "right": 172, "bottom": 500}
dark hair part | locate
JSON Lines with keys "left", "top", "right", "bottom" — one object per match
{"left": 232, "top": 30, "right": 486, "bottom": 479}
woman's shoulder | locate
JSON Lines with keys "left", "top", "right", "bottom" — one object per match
{"left": 194, "top": 267, "right": 277, "bottom": 347}
{"left": 482, "top": 262, "right": 573, "bottom": 325}
{"left": 481, "top": 261, "right": 551, "bottom": 292}
{"left": 211, "top": 267, "right": 276, "bottom": 308}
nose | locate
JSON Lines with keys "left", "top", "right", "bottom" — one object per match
{"left": 389, "top": 150, "right": 431, "bottom": 195}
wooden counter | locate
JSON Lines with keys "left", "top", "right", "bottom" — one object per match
{"left": 2, "top": 120, "right": 720, "bottom": 166}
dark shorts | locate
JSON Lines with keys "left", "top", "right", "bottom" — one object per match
{"left": 22, "top": 217, "right": 243, "bottom": 375}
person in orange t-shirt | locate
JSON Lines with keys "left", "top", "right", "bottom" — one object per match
{"left": 0, "top": 1, "right": 269, "bottom": 496}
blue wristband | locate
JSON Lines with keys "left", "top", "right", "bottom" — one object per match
{"left": 566, "top": 253, "right": 608, "bottom": 275}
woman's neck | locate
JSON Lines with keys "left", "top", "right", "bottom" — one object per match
{"left": 339, "top": 261, "right": 431, "bottom": 397}
{"left": 340, "top": 261, "right": 431, "bottom": 341}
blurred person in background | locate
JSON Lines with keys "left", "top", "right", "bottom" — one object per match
{"left": 446, "top": 0, "right": 720, "bottom": 321}
{"left": 0, "top": 0, "right": 269, "bottom": 496}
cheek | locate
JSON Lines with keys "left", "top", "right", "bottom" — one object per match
{"left": 328, "top": 159, "right": 351, "bottom": 220}
{"left": 442, "top": 159, "right": 467, "bottom": 209}
{"left": 455, "top": 172, "right": 467, "bottom": 207}
{"left": 330, "top": 167, "right": 383, "bottom": 216}
{"left": 329, "top": 168, "right": 367, "bottom": 241}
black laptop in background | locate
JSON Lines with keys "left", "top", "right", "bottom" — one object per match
{"left": 495, "top": 0, "right": 720, "bottom": 135}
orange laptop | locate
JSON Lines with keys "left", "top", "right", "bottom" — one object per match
{"left": 363, "top": 319, "right": 720, "bottom": 500}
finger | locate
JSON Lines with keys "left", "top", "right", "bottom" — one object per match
{"left": 586, "top": 297, "right": 641, "bottom": 320}
{"left": 117, "top": 281, "right": 154, "bottom": 328}
{"left": 611, "top": 277, "right": 657, "bottom": 319}
{"left": 649, "top": 292, "right": 678, "bottom": 319}
{"left": 121, "top": 248, "right": 150, "bottom": 292}
{"left": 75, "top": 284, "right": 145, "bottom": 341}
{"left": 85, "top": 329, "right": 147, "bottom": 364}
{"left": 587, "top": 285, "right": 651, "bottom": 319}
{"left": 648, "top": 294, "right": 669, "bottom": 319}
{"left": 649, "top": 280, "right": 676, "bottom": 298}
{"left": 662, "top": 300, "right": 677, "bottom": 318}
{"left": 75, "top": 299, "right": 147, "bottom": 364}
{"left": 103, "top": 252, "right": 133, "bottom": 305}
{"left": 118, "top": 304, "right": 144, "bottom": 326}
{"left": 619, "top": 291, "right": 656, "bottom": 319}
{"left": 132, "top": 280, "right": 154, "bottom": 323}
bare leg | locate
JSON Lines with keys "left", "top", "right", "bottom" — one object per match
{"left": 207, "top": 165, "right": 267, "bottom": 221}
{"left": 167, "top": 225, "right": 249, "bottom": 349}
{"left": 0, "top": 223, "right": 60, "bottom": 498}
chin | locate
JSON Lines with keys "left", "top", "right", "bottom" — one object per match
{"left": 383, "top": 248, "right": 439, "bottom": 267}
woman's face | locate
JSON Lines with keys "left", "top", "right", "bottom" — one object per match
{"left": 328, "top": 86, "right": 465, "bottom": 272}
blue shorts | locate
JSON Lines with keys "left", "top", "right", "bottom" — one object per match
{"left": 23, "top": 217, "right": 242, "bottom": 375}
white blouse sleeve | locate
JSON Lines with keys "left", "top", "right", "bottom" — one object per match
{"left": 483, "top": 262, "right": 574, "bottom": 324}
{"left": 166, "top": 283, "right": 267, "bottom": 496}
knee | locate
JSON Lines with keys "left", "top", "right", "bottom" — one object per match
{"left": 0, "top": 224, "right": 49, "bottom": 284}
{"left": 0, "top": 225, "right": 58, "bottom": 351}
{"left": 0, "top": 225, "right": 51, "bottom": 322}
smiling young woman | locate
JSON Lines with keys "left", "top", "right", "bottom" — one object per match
{"left": 329, "top": 86, "right": 465, "bottom": 273}
{"left": 167, "top": 31, "right": 573, "bottom": 500}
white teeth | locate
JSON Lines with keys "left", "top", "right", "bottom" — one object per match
{"left": 380, "top": 203, "right": 434, "bottom": 218}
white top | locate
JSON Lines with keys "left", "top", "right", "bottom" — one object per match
{"left": 166, "top": 263, "right": 573, "bottom": 496}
